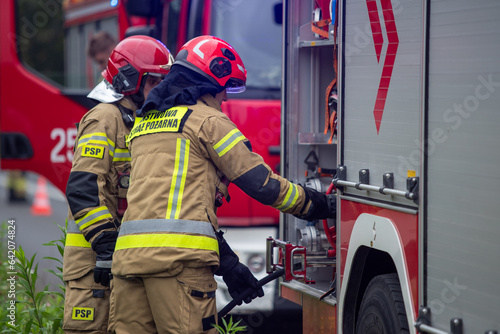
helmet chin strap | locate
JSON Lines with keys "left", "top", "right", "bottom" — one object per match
{"left": 130, "top": 75, "right": 148, "bottom": 108}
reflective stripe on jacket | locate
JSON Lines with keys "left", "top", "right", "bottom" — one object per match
{"left": 66, "top": 219, "right": 91, "bottom": 248}
{"left": 116, "top": 219, "right": 218, "bottom": 252}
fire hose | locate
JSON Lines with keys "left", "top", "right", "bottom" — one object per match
{"left": 218, "top": 268, "right": 285, "bottom": 322}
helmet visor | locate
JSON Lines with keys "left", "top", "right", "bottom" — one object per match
{"left": 87, "top": 79, "right": 124, "bottom": 103}
{"left": 225, "top": 78, "right": 246, "bottom": 94}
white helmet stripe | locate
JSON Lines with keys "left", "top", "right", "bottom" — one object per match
{"left": 237, "top": 64, "right": 245, "bottom": 74}
{"left": 193, "top": 39, "right": 210, "bottom": 59}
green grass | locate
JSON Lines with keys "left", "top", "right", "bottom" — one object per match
{"left": 213, "top": 316, "right": 248, "bottom": 334}
{"left": 1, "top": 222, "right": 66, "bottom": 333}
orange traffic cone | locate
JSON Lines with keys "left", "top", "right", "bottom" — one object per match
{"left": 31, "top": 176, "right": 52, "bottom": 216}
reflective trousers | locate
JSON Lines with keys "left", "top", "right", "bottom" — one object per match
{"left": 111, "top": 266, "right": 218, "bottom": 334}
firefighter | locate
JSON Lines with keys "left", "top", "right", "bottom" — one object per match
{"left": 111, "top": 35, "right": 336, "bottom": 334}
{"left": 63, "top": 35, "right": 174, "bottom": 334}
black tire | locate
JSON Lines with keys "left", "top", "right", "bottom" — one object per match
{"left": 355, "top": 273, "right": 409, "bottom": 334}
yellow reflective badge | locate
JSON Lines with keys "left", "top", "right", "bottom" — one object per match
{"left": 81, "top": 145, "right": 105, "bottom": 159}
{"left": 72, "top": 307, "right": 94, "bottom": 321}
{"left": 127, "top": 107, "right": 192, "bottom": 143}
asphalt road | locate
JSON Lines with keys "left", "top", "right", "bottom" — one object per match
{"left": 0, "top": 171, "right": 303, "bottom": 333}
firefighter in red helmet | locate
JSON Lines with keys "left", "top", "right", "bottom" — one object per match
{"left": 63, "top": 35, "right": 173, "bottom": 334}
{"left": 111, "top": 35, "right": 335, "bottom": 333}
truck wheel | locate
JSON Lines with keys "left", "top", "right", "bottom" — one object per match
{"left": 355, "top": 273, "right": 409, "bottom": 334}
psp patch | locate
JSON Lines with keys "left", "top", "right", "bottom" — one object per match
{"left": 72, "top": 307, "right": 94, "bottom": 321}
{"left": 81, "top": 145, "right": 105, "bottom": 159}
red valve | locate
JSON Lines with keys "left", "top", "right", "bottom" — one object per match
{"left": 266, "top": 238, "right": 315, "bottom": 284}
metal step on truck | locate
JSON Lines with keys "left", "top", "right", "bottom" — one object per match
{"left": 267, "top": 0, "right": 500, "bottom": 332}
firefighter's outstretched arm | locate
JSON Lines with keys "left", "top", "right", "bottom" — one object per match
{"left": 214, "top": 231, "right": 265, "bottom": 305}
{"left": 201, "top": 116, "right": 336, "bottom": 220}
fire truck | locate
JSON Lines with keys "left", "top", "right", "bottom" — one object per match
{"left": 1, "top": 0, "right": 282, "bottom": 313}
{"left": 267, "top": 0, "right": 500, "bottom": 333}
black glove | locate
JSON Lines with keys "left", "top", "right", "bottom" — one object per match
{"left": 214, "top": 231, "right": 264, "bottom": 305}
{"left": 295, "top": 186, "right": 336, "bottom": 221}
{"left": 222, "top": 263, "right": 264, "bottom": 305}
{"left": 91, "top": 231, "right": 118, "bottom": 287}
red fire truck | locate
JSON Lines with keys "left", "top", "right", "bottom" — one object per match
{"left": 268, "top": 0, "right": 500, "bottom": 333}
{"left": 1, "top": 0, "right": 282, "bottom": 313}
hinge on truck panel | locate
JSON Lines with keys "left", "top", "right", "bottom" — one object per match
{"left": 415, "top": 306, "right": 431, "bottom": 328}
{"left": 415, "top": 307, "right": 448, "bottom": 334}
{"left": 450, "top": 318, "right": 463, "bottom": 334}
{"left": 383, "top": 172, "right": 394, "bottom": 189}
{"left": 415, "top": 307, "right": 467, "bottom": 334}
{"left": 333, "top": 165, "right": 347, "bottom": 192}
{"left": 406, "top": 176, "right": 419, "bottom": 205}
{"left": 358, "top": 169, "right": 370, "bottom": 187}
{"left": 337, "top": 165, "right": 346, "bottom": 181}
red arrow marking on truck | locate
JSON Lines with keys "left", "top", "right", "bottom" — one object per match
{"left": 366, "top": 0, "right": 383, "bottom": 62}
{"left": 366, "top": 0, "right": 399, "bottom": 134}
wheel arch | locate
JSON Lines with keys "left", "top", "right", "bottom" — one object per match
{"left": 339, "top": 213, "right": 416, "bottom": 334}
{"left": 342, "top": 246, "right": 398, "bottom": 333}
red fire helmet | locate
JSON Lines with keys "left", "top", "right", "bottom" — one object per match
{"left": 174, "top": 35, "right": 247, "bottom": 93}
{"left": 102, "top": 35, "right": 173, "bottom": 95}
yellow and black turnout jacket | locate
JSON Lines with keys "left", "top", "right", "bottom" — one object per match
{"left": 113, "top": 94, "right": 311, "bottom": 278}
